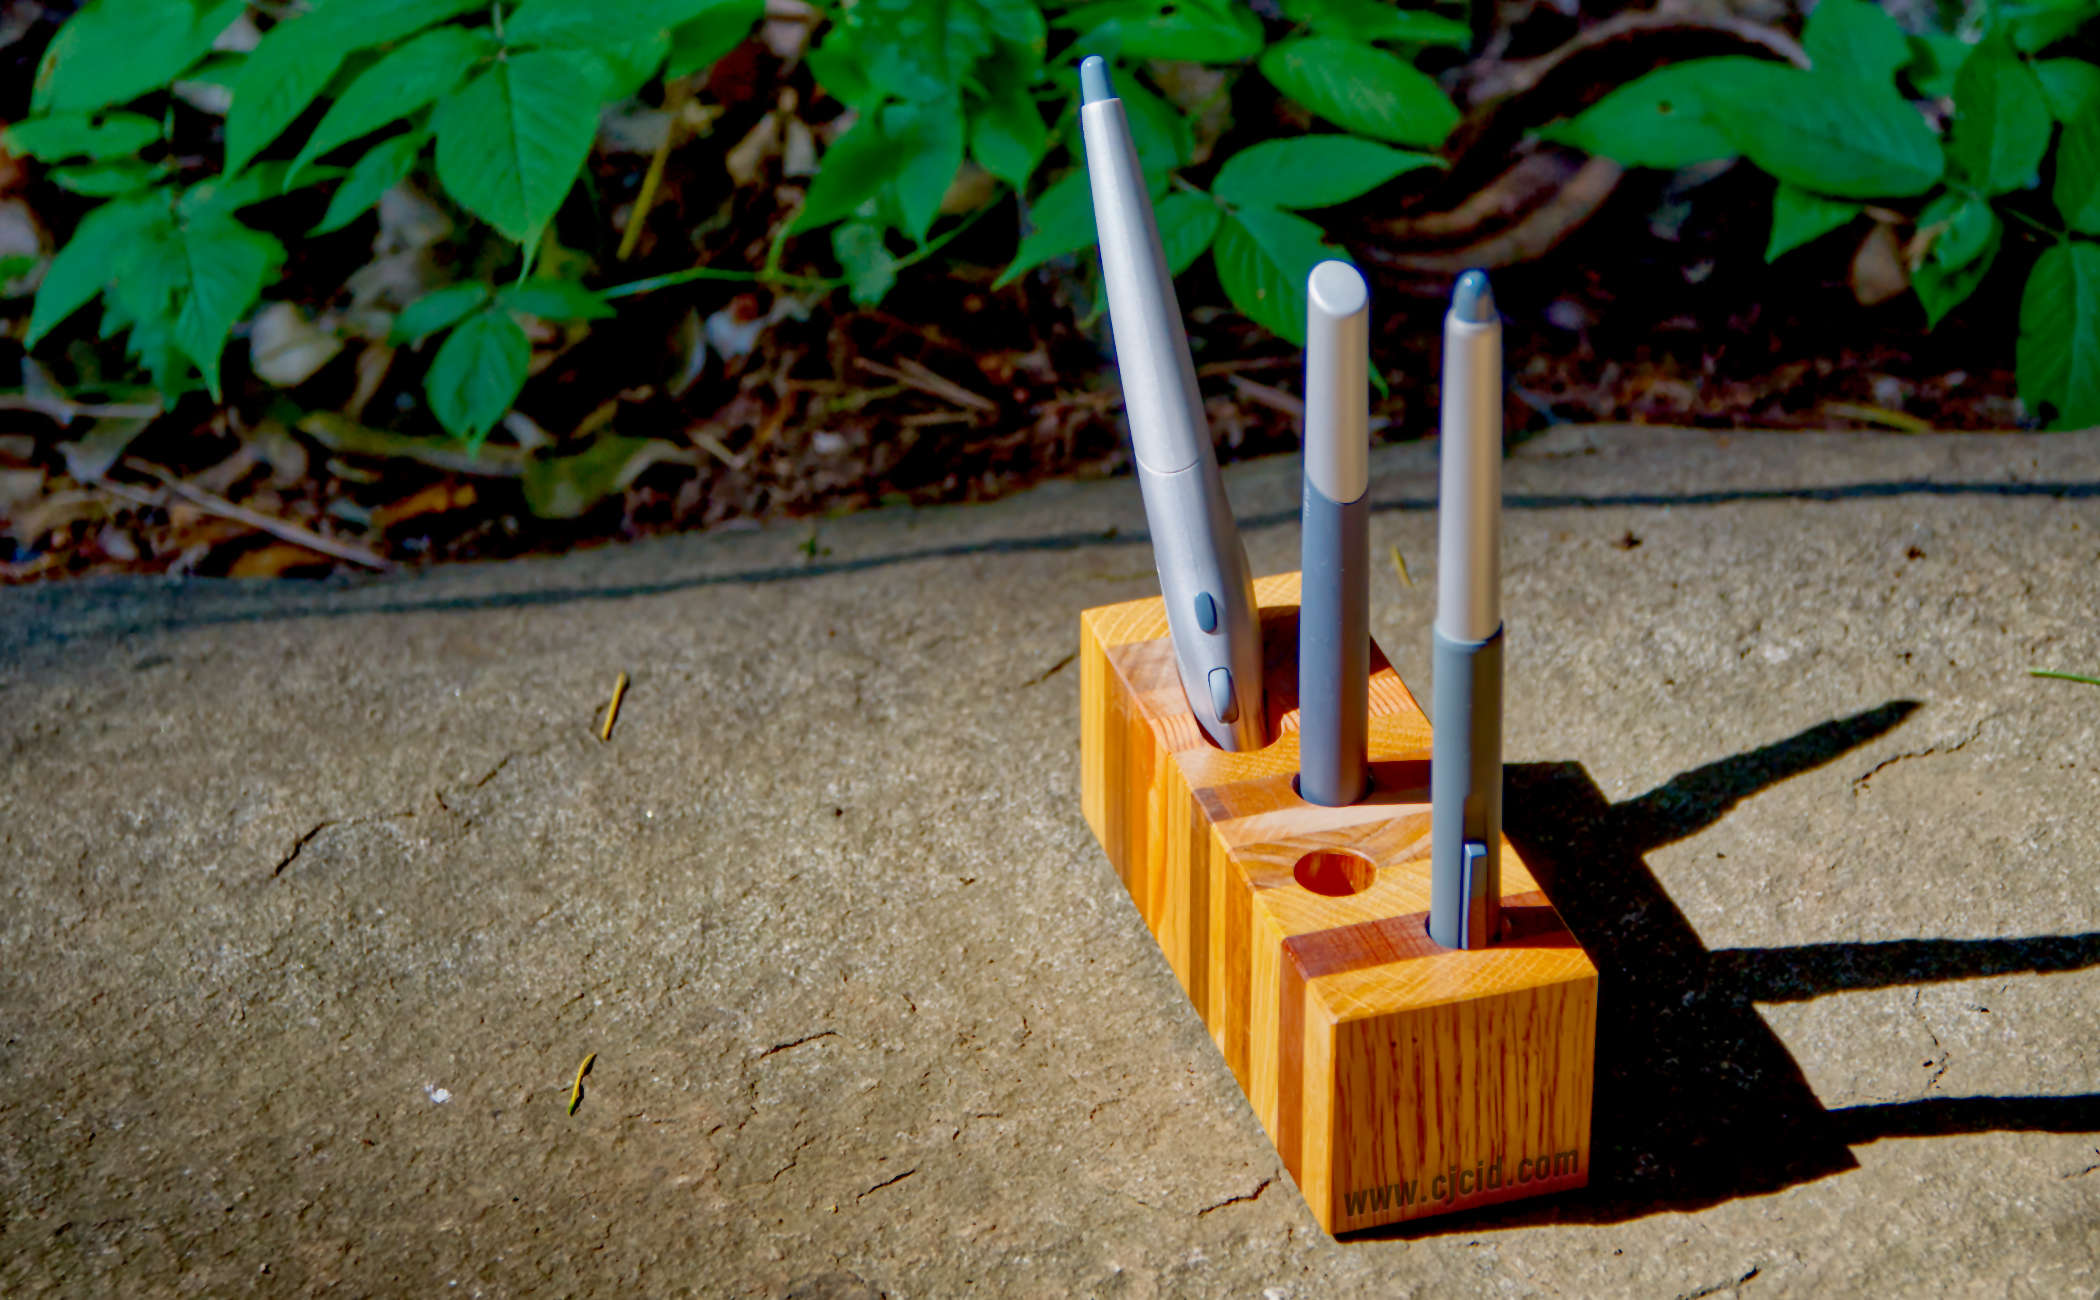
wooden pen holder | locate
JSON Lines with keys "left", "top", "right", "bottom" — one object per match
{"left": 1079, "top": 572, "right": 1597, "bottom": 1234}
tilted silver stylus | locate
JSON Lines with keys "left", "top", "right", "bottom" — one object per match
{"left": 1429, "top": 270, "right": 1504, "bottom": 950}
{"left": 1078, "top": 56, "right": 1264, "bottom": 751}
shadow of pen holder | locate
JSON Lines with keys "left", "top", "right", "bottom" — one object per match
{"left": 1079, "top": 572, "right": 1598, "bottom": 1234}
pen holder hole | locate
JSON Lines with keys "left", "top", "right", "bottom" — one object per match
{"left": 1293, "top": 848, "right": 1377, "bottom": 898}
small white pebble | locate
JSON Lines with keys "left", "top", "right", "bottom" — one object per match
{"left": 425, "top": 1084, "right": 451, "bottom": 1104}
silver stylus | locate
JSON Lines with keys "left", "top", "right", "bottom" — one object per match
{"left": 1298, "top": 261, "right": 1370, "bottom": 806}
{"left": 1429, "top": 270, "right": 1503, "bottom": 950}
{"left": 1079, "top": 56, "right": 1264, "bottom": 750}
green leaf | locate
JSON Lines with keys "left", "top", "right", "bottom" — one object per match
{"left": 1212, "top": 206, "right": 1344, "bottom": 345}
{"left": 392, "top": 283, "right": 492, "bottom": 344}
{"left": 1214, "top": 136, "right": 1441, "bottom": 210}
{"left": 1155, "top": 192, "right": 1221, "bottom": 276}
{"left": 1277, "top": 0, "right": 1471, "bottom": 48}
{"left": 180, "top": 162, "right": 334, "bottom": 221}
{"left": 312, "top": 0, "right": 487, "bottom": 50}
{"left": 433, "top": 50, "right": 607, "bottom": 243}
{"left": 497, "top": 279, "right": 615, "bottom": 320}
{"left": 883, "top": 97, "right": 966, "bottom": 242}
{"left": 25, "top": 195, "right": 169, "bottom": 346}
{"left": 970, "top": 81, "right": 1050, "bottom": 191}
{"left": 832, "top": 221, "right": 899, "bottom": 305}
{"left": 312, "top": 129, "right": 426, "bottom": 234}
{"left": 2017, "top": 240, "right": 2100, "bottom": 428}
{"left": 1058, "top": 0, "right": 1261, "bottom": 63}
{"left": 1538, "top": 61, "right": 1741, "bottom": 169}
{"left": 507, "top": 0, "right": 732, "bottom": 49}
{"left": 224, "top": 17, "right": 349, "bottom": 175}
{"left": 1259, "top": 37, "right": 1460, "bottom": 149}
{"left": 49, "top": 161, "right": 161, "bottom": 196}
{"left": 2007, "top": 0, "right": 2098, "bottom": 53}
{"left": 1947, "top": 35, "right": 2053, "bottom": 194}
{"left": 1913, "top": 211, "right": 2000, "bottom": 328}
{"left": 1906, "top": 33, "right": 1972, "bottom": 99}
{"left": 805, "top": 29, "right": 879, "bottom": 109}
{"left": 169, "top": 216, "right": 287, "bottom": 399}
{"left": 666, "top": 0, "right": 763, "bottom": 78}
{"left": 521, "top": 435, "right": 663, "bottom": 517}
{"left": 2056, "top": 113, "right": 2100, "bottom": 233}
{"left": 1802, "top": 0, "right": 1912, "bottom": 83}
{"left": 290, "top": 27, "right": 491, "bottom": 182}
{"left": 994, "top": 168, "right": 1096, "bottom": 287}
{"left": 1116, "top": 78, "right": 1193, "bottom": 177}
{"left": 572, "top": 35, "right": 672, "bottom": 103}
{"left": 1765, "top": 183, "right": 1861, "bottom": 260}
{"left": 789, "top": 114, "right": 899, "bottom": 235}
{"left": 2037, "top": 58, "right": 2100, "bottom": 123}
{"left": 3, "top": 111, "right": 159, "bottom": 162}
{"left": 425, "top": 307, "right": 531, "bottom": 441}
{"left": 847, "top": 0, "right": 1028, "bottom": 104}
{"left": 1920, "top": 192, "right": 1995, "bottom": 268}
{"left": 35, "top": 0, "right": 243, "bottom": 114}
{"left": 1703, "top": 61, "right": 1942, "bottom": 197}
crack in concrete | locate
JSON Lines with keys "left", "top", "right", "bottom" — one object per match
{"left": 1852, "top": 718, "right": 1991, "bottom": 793}
{"left": 855, "top": 1168, "right": 916, "bottom": 1200}
{"left": 274, "top": 739, "right": 564, "bottom": 877}
{"left": 271, "top": 821, "right": 336, "bottom": 877}
{"left": 1672, "top": 1264, "right": 1762, "bottom": 1300}
{"left": 1022, "top": 653, "right": 1075, "bottom": 687}
{"left": 1911, "top": 988, "right": 1950, "bottom": 1093}
{"left": 269, "top": 811, "right": 418, "bottom": 877}
{"left": 761, "top": 1133, "right": 820, "bottom": 1185}
{"left": 1195, "top": 1177, "right": 1273, "bottom": 1217}
{"left": 756, "top": 1030, "right": 836, "bottom": 1060}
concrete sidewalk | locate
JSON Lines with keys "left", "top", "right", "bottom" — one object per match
{"left": 2, "top": 425, "right": 2096, "bottom": 1297}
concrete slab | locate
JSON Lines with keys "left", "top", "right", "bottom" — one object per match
{"left": 2, "top": 426, "right": 2097, "bottom": 1297}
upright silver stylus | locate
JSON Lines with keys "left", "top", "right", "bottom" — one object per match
{"left": 1298, "top": 261, "right": 1370, "bottom": 806}
{"left": 1429, "top": 270, "right": 1504, "bottom": 950}
{"left": 1079, "top": 56, "right": 1264, "bottom": 750}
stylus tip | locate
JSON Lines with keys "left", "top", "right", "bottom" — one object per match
{"left": 1451, "top": 269, "right": 1496, "bottom": 324}
{"left": 1080, "top": 56, "right": 1114, "bottom": 105}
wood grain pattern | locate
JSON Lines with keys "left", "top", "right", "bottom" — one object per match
{"left": 1079, "top": 573, "right": 1598, "bottom": 1234}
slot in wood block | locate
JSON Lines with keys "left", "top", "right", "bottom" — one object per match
{"left": 1079, "top": 572, "right": 1597, "bottom": 1234}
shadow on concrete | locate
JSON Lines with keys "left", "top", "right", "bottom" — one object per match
{"left": 5, "top": 478, "right": 2099, "bottom": 672}
{"left": 1357, "top": 699, "right": 2100, "bottom": 1236}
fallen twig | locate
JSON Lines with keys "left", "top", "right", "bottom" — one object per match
{"left": 568, "top": 1051, "right": 597, "bottom": 1115}
{"left": 0, "top": 394, "right": 163, "bottom": 423}
{"left": 1227, "top": 374, "right": 1304, "bottom": 420}
{"left": 111, "top": 459, "right": 395, "bottom": 571}
{"left": 618, "top": 78, "right": 696, "bottom": 261}
{"left": 856, "top": 357, "right": 996, "bottom": 414}
{"left": 600, "top": 671, "right": 630, "bottom": 742}
{"left": 1823, "top": 402, "right": 1933, "bottom": 434}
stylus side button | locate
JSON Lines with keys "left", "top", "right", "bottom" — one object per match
{"left": 1207, "top": 667, "right": 1239, "bottom": 724}
{"left": 1193, "top": 591, "right": 1218, "bottom": 633}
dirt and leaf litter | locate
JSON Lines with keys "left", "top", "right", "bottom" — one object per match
{"left": 0, "top": 4, "right": 2032, "bottom": 582}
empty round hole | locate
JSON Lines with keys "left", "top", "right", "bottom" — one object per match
{"left": 1293, "top": 849, "right": 1376, "bottom": 897}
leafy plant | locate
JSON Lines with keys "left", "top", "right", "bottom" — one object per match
{"left": 11, "top": 0, "right": 762, "bottom": 440}
{"left": 789, "top": 0, "right": 1464, "bottom": 342}
{"left": 13, "top": 0, "right": 1469, "bottom": 455}
{"left": 1541, "top": 0, "right": 2100, "bottom": 430}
